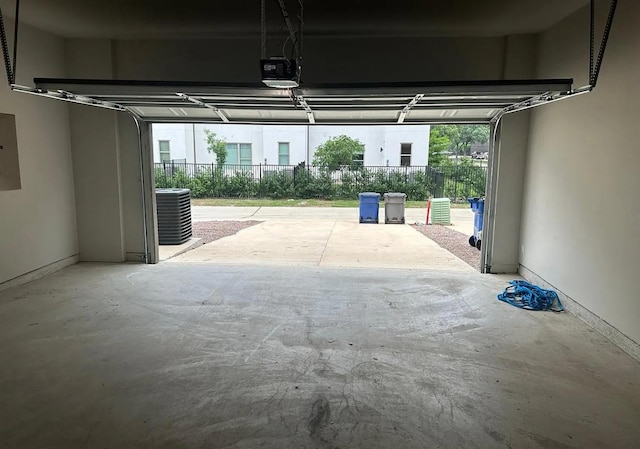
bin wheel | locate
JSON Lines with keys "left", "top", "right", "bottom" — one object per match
{"left": 385, "top": 218, "right": 389, "bottom": 224}
{"left": 476, "top": 239, "right": 481, "bottom": 250}
{"left": 469, "top": 236, "right": 476, "bottom": 247}
{"left": 401, "top": 218, "right": 405, "bottom": 224}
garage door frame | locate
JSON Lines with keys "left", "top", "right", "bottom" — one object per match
{"left": 11, "top": 78, "right": 577, "bottom": 270}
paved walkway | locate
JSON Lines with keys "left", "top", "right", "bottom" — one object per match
{"left": 191, "top": 206, "right": 475, "bottom": 236}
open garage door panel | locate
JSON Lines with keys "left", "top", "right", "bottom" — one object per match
{"left": 29, "top": 79, "right": 573, "bottom": 125}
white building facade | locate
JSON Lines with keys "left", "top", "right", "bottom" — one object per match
{"left": 152, "top": 124, "right": 430, "bottom": 167}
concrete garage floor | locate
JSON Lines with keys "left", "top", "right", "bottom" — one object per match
{"left": 1, "top": 263, "right": 639, "bottom": 449}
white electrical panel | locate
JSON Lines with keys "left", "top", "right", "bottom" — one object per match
{"left": 0, "top": 113, "right": 21, "bottom": 191}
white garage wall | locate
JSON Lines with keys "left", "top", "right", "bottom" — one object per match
{"left": 65, "top": 40, "right": 148, "bottom": 262}
{"left": 0, "top": 22, "right": 78, "bottom": 285}
{"left": 521, "top": 3, "right": 640, "bottom": 346}
{"left": 68, "top": 107, "right": 126, "bottom": 262}
{"left": 485, "top": 35, "right": 537, "bottom": 273}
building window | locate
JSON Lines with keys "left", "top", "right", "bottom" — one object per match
{"left": 225, "top": 143, "right": 253, "bottom": 166}
{"left": 278, "top": 142, "right": 290, "bottom": 165}
{"left": 159, "top": 140, "right": 171, "bottom": 163}
{"left": 400, "top": 143, "right": 412, "bottom": 166}
{"left": 353, "top": 145, "right": 364, "bottom": 167}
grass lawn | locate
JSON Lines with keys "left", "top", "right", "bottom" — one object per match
{"left": 191, "top": 198, "right": 470, "bottom": 208}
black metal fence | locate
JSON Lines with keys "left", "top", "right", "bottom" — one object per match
{"left": 154, "top": 162, "right": 486, "bottom": 201}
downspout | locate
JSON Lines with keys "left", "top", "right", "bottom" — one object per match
{"left": 306, "top": 124, "right": 310, "bottom": 166}
{"left": 192, "top": 123, "right": 197, "bottom": 164}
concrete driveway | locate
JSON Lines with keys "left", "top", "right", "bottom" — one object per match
{"left": 173, "top": 207, "right": 476, "bottom": 272}
{"left": 191, "top": 206, "right": 475, "bottom": 236}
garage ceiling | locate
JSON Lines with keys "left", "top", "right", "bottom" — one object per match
{"left": 3, "top": 1, "right": 579, "bottom": 125}
{"left": 0, "top": 0, "right": 589, "bottom": 38}
{"left": 28, "top": 78, "right": 573, "bottom": 125}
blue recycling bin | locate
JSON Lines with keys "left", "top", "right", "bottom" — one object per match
{"left": 358, "top": 192, "right": 380, "bottom": 224}
{"left": 468, "top": 197, "right": 484, "bottom": 249}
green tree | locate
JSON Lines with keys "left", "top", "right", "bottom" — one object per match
{"left": 312, "top": 135, "right": 364, "bottom": 171}
{"left": 434, "top": 125, "right": 490, "bottom": 158}
{"left": 204, "top": 129, "right": 227, "bottom": 168}
{"left": 457, "top": 125, "right": 490, "bottom": 156}
{"left": 428, "top": 127, "right": 451, "bottom": 166}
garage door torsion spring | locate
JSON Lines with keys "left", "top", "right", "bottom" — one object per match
{"left": 0, "top": 6, "right": 15, "bottom": 85}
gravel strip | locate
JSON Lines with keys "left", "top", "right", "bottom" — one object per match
{"left": 192, "top": 220, "right": 262, "bottom": 244}
{"left": 411, "top": 224, "right": 480, "bottom": 270}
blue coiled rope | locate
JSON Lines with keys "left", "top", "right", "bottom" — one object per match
{"left": 497, "top": 280, "right": 564, "bottom": 312}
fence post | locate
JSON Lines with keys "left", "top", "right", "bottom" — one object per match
{"left": 453, "top": 165, "right": 458, "bottom": 201}
{"left": 211, "top": 162, "right": 219, "bottom": 196}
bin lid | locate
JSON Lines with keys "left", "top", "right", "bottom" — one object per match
{"left": 384, "top": 192, "right": 407, "bottom": 199}
{"left": 156, "top": 188, "right": 191, "bottom": 195}
{"left": 359, "top": 192, "right": 380, "bottom": 199}
{"left": 430, "top": 198, "right": 450, "bottom": 203}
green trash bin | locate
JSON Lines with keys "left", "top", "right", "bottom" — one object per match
{"left": 384, "top": 192, "right": 406, "bottom": 224}
{"left": 430, "top": 198, "right": 451, "bottom": 225}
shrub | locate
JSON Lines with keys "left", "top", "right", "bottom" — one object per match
{"left": 260, "top": 170, "right": 294, "bottom": 199}
{"left": 152, "top": 163, "right": 484, "bottom": 201}
{"left": 224, "top": 171, "right": 258, "bottom": 198}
